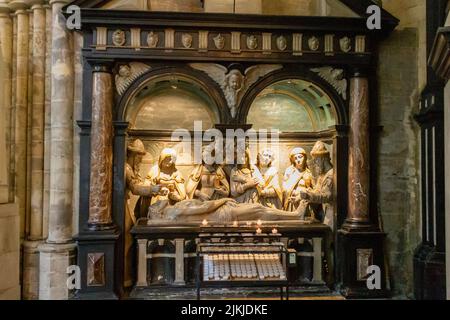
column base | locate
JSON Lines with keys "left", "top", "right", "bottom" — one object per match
{"left": 74, "top": 226, "right": 120, "bottom": 300}
{"left": 337, "top": 229, "right": 390, "bottom": 299}
{"left": 22, "top": 240, "right": 44, "bottom": 300}
{"left": 38, "top": 242, "right": 77, "bottom": 300}
{"left": 341, "top": 218, "right": 377, "bottom": 232}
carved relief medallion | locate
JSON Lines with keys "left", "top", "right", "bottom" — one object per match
{"left": 339, "top": 36, "right": 352, "bottom": 53}
{"left": 308, "top": 36, "right": 320, "bottom": 51}
{"left": 246, "top": 35, "right": 258, "bottom": 50}
{"left": 112, "top": 29, "right": 126, "bottom": 46}
{"left": 213, "top": 33, "right": 225, "bottom": 49}
{"left": 182, "top": 33, "right": 193, "bottom": 48}
{"left": 276, "top": 35, "right": 287, "bottom": 51}
{"left": 147, "top": 31, "right": 159, "bottom": 48}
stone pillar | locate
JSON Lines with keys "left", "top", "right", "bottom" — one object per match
{"left": 87, "top": 63, "right": 114, "bottom": 229}
{"left": 174, "top": 238, "right": 185, "bottom": 285}
{"left": 42, "top": 2, "right": 51, "bottom": 239}
{"left": 136, "top": 239, "right": 148, "bottom": 287}
{"left": 0, "top": 1, "right": 12, "bottom": 204}
{"left": 29, "top": 2, "right": 45, "bottom": 240}
{"left": 38, "top": 0, "right": 75, "bottom": 300}
{"left": 22, "top": 1, "right": 47, "bottom": 300}
{"left": 10, "top": 0, "right": 29, "bottom": 238}
{"left": 344, "top": 71, "right": 372, "bottom": 230}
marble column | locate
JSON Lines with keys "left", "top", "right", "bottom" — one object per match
{"left": 23, "top": 0, "right": 46, "bottom": 300}
{"left": 344, "top": 71, "right": 372, "bottom": 229}
{"left": 87, "top": 63, "right": 114, "bottom": 229}
{"left": 38, "top": 0, "right": 75, "bottom": 300}
{"left": 10, "top": 0, "right": 29, "bottom": 238}
{"left": 0, "top": 1, "right": 13, "bottom": 204}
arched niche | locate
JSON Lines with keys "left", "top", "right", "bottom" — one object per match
{"left": 124, "top": 74, "right": 220, "bottom": 131}
{"left": 247, "top": 79, "right": 337, "bottom": 132}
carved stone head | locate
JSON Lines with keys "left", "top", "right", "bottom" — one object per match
{"left": 226, "top": 69, "right": 243, "bottom": 91}
{"left": 147, "top": 31, "right": 159, "bottom": 48}
{"left": 118, "top": 65, "right": 131, "bottom": 78}
{"left": 289, "top": 147, "right": 307, "bottom": 171}
{"left": 308, "top": 36, "right": 319, "bottom": 51}
{"left": 339, "top": 36, "right": 351, "bottom": 53}
{"left": 309, "top": 141, "right": 332, "bottom": 177}
{"left": 276, "top": 36, "right": 287, "bottom": 51}
{"left": 213, "top": 34, "right": 225, "bottom": 49}
{"left": 159, "top": 148, "right": 177, "bottom": 170}
{"left": 112, "top": 29, "right": 126, "bottom": 46}
{"left": 246, "top": 35, "right": 258, "bottom": 50}
{"left": 257, "top": 149, "right": 275, "bottom": 168}
{"left": 182, "top": 33, "right": 193, "bottom": 48}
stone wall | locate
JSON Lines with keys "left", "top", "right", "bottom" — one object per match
{"left": 376, "top": 0, "right": 426, "bottom": 298}
{"left": 0, "top": 203, "right": 20, "bottom": 299}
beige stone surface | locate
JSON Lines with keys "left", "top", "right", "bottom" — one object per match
{"left": 0, "top": 203, "right": 20, "bottom": 300}
{"left": 0, "top": 7, "right": 12, "bottom": 204}
{"left": 377, "top": 28, "right": 420, "bottom": 297}
{"left": 30, "top": 4, "right": 46, "bottom": 241}
{"left": 47, "top": 0, "right": 73, "bottom": 243}
{"left": 13, "top": 8, "right": 29, "bottom": 239}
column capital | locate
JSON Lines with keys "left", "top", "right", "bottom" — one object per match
{"left": 89, "top": 59, "right": 115, "bottom": 73}
{"left": 48, "top": 0, "right": 71, "bottom": 6}
{"left": 349, "top": 66, "right": 370, "bottom": 78}
{"left": 0, "top": 1, "right": 11, "bottom": 14}
{"left": 8, "top": 0, "right": 29, "bottom": 12}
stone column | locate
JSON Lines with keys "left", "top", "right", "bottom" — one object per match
{"left": 29, "top": 1, "right": 45, "bottom": 240}
{"left": 0, "top": 1, "right": 13, "bottom": 204}
{"left": 87, "top": 63, "right": 114, "bottom": 229}
{"left": 10, "top": 0, "right": 29, "bottom": 238}
{"left": 23, "top": 0, "right": 46, "bottom": 300}
{"left": 344, "top": 70, "right": 372, "bottom": 230}
{"left": 38, "top": 0, "right": 75, "bottom": 300}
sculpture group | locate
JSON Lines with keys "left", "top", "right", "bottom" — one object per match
{"left": 125, "top": 139, "right": 334, "bottom": 228}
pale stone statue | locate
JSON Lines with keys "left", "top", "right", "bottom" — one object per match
{"left": 276, "top": 36, "right": 287, "bottom": 51}
{"left": 213, "top": 33, "right": 225, "bottom": 49}
{"left": 188, "top": 63, "right": 283, "bottom": 118}
{"left": 112, "top": 29, "right": 126, "bottom": 46}
{"left": 147, "top": 31, "right": 159, "bottom": 48}
{"left": 186, "top": 144, "right": 230, "bottom": 201}
{"left": 339, "top": 36, "right": 352, "bottom": 52}
{"left": 230, "top": 148, "right": 260, "bottom": 204}
{"left": 246, "top": 35, "right": 258, "bottom": 50}
{"left": 311, "top": 66, "right": 347, "bottom": 100}
{"left": 147, "top": 198, "right": 306, "bottom": 224}
{"left": 298, "top": 141, "right": 334, "bottom": 229}
{"left": 115, "top": 62, "right": 151, "bottom": 96}
{"left": 282, "top": 147, "right": 313, "bottom": 216}
{"left": 182, "top": 33, "right": 193, "bottom": 48}
{"left": 146, "top": 148, "right": 186, "bottom": 206}
{"left": 252, "top": 149, "right": 282, "bottom": 209}
{"left": 125, "top": 139, "right": 161, "bottom": 287}
{"left": 308, "top": 36, "right": 320, "bottom": 51}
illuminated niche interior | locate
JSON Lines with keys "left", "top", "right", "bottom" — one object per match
{"left": 247, "top": 79, "right": 336, "bottom": 133}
